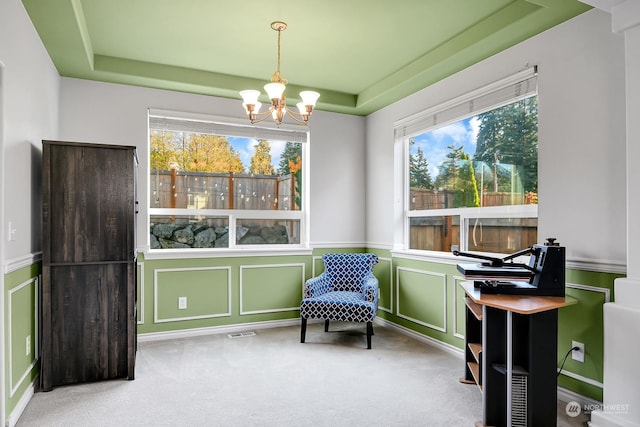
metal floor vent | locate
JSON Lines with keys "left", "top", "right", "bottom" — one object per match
{"left": 227, "top": 331, "right": 257, "bottom": 338}
{"left": 511, "top": 373, "right": 528, "bottom": 427}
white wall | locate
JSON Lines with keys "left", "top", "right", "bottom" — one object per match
{"left": 1, "top": 0, "right": 60, "bottom": 424}
{"left": 306, "top": 110, "right": 366, "bottom": 246}
{"left": 622, "top": 8, "right": 640, "bottom": 279}
{"left": 365, "top": 9, "right": 627, "bottom": 268}
{"left": 0, "top": 0, "right": 59, "bottom": 264}
{"left": 58, "top": 79, "right": 366, "bottom": 249}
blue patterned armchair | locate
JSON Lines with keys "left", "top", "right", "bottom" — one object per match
{"left": 300, "top": 253, "right": 379, "bottom": 349}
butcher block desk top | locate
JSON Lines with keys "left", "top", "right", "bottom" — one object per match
{"left": 462, "top": 282, "right": 576, "bottom": 315}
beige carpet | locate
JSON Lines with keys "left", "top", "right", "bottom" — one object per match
{"left": 17, "top": 322, "right": 588, "bottom": 426}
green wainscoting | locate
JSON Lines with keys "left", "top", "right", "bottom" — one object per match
{"left": 374, "top": 258, "right": 393, "bottom": 313}
{"left": 555, "top": 270, "right": 621, "bottom": 401}
{"left": 3, "top": 249, "right": 622, "bottom": 417}
{"left": 4, "top": 263, "right": 40, "bottom": 420}
{"left": 557, "top": 283, "right": 606, "bottom": 399}
{"left": 136, "top": 261, "right": 144, "bottom": 326}
{"left": 154, "top": 266, "right": 231, "bottom": 322}
{"left": 375, "top": 254, "right": 463, "bottom": 347}
{"left": 453, "top": 275, "right": 468, "bottom": 339}
{"left": 396, "top": 267, "right": 447, "bottom": 332}
{"left": 240, "top": 263, "right": 305, "bottom": 314}
{"left": 137, "top": 253, "right": 314, "bottom": 334}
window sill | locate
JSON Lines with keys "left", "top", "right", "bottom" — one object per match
{"left": 140, "top": 246, "right": 313, "bottom": 260}
{"left": 391, "top": 249, "right": 461, "bottom": 265}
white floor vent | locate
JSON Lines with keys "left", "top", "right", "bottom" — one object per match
{"left": 227, "top": 331, "right": 257, "bottom": 338}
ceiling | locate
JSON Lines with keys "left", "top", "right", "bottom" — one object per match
{"left": 22, "top": 0, "right": 591, "bottom": 116}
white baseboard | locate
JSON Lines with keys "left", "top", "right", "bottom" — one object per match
{"left": 138, "top": 318, "right": 303, "bottom": 342}
{"left": 5, "top": 379, "right": 35, "bottom": 427}
{"left": 558, "top": 385, "right": 602, "bottom": 406}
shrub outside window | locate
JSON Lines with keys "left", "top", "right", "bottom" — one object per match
{"left": 399, "top": 68, "right": 538, "bottom": 256}
{"left": 148, "top": 111, "right": 307, "bottom": 250}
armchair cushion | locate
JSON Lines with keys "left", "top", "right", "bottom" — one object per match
{"left": 322, "top": 252, "right": 379, "bottom": 292}
{"left": 300, "top": 253, "right": 379, "bottom": 348}
{"left": 301, "top": 291, "right": 376, "bottom": 323}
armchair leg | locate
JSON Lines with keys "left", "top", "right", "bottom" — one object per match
{"left": 324, "top": 319, "right": 330, "bottom": 332}
{"left": 301, "top": 318, "right": 307, "bottom": 343}
{"left": 366, "top": 321, "right": 373, "bottom": 349}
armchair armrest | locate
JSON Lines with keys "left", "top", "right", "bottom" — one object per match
{"left": 303, "top": 273, "right": 332, "bottom": 298}
{"left": 362, "top": 275, "right": 379, "bottom": 306}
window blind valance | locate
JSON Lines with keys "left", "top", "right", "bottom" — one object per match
{"left": 149, "top": 114, "right": 308, "bottom": 143}
{"left": 394, "top": 66, "right": 537, "bottom": 139}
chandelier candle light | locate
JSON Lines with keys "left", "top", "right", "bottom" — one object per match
{"left": 240, "top": 21, "right": 320, "bottom": 126}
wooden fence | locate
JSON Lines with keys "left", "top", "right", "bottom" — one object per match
{"left": 409, "top": 217, "right": 460, "bottom": 252}
{"left": 408, "top": 188, "right": 538, "bottom": 252}
{"left": 150, "top": 170, "right": 298, "bottom": 210}
{"left": 409, "top": 216, "right": 538, "bottom": 253}
{"left": 409, "top": 188, "right": 537, "bottom": 210}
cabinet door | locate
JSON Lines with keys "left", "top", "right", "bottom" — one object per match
{"left": 49, "top": 263, "right": 130, "bottom": 386}
{"left": 46, "top": 144, "right": 135, "bottom": 264}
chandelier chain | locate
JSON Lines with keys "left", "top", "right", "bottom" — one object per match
{"left": 239, "top": 21, "right": 319, "bottom": 126}
{"left": 271, "top": 25, "right": 286, "bottom": 84}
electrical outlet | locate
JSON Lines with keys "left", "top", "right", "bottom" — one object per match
{"left": 178, "top": 296, "right": 187, "bottom": 310}
{"left": 572, "top": 340, "right": 585, "bottom": 363}
{"left": 26, "top": 335, "right": 31, "bottom": 356}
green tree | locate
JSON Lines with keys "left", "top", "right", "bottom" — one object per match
{"left": 473, "top": 96, "right": 538, "bottom": 193}
{"left": 249, "top": 140, "right": 275, "bottom": 175}
{"left": 277, "top": 142, "right": 303, "bottom": 210}
{"left": 435, "top": 145, "right": 479, "bottom": 208}
{"left": 409, "top": 146, "right": 433, "bottom": 189}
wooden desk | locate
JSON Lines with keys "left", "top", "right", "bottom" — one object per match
{"left": 462, "top": 282, "right": 576, "bottom": 427}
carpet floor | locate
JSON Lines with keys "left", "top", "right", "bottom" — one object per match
{"left": 16, "top": 322, "right": 589, "bottom": 426}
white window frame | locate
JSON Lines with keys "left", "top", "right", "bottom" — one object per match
{"left": 147, "top": 109, "right": 311, "bottom": 255}
{"left": 394, "top": 67, "right": 538, "bottom": 259}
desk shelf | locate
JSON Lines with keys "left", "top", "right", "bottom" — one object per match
{"left": 462, "top": 297, "right": 483, "bottom": 387}
{"left": 461, "top": 282, "right": 575, "bottom": 427}
{"left": 467, "top": 299, "right": 483, "bottom": 321}
{"left": 467, "top": 361, "right": 482, "bottom": 391}
{"left": 469, "top": 342, "right": 483, "bottom": 362}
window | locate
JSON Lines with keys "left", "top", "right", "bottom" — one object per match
{"left": 397, "top": 68, "right": 538, "bottom": 256}
{"left": 148, "top": 110, "right": 308, "bottom": 250}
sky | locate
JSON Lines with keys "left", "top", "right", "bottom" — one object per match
{"left": 411, "top": 116, "right": 480, "bottom": 178}
{"left": 227, "top": 116, "right": 480, "bottom": 176}
{"left": 227, "top": 137, "right": 289, "bottom": 172}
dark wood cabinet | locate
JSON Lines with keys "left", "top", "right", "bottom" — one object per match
{"left": 41, "top": 140, "right": 137, "bottom": 391}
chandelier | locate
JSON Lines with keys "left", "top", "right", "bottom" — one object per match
{"left": 239, "top": 21, "right": 320, "bottom": 126}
